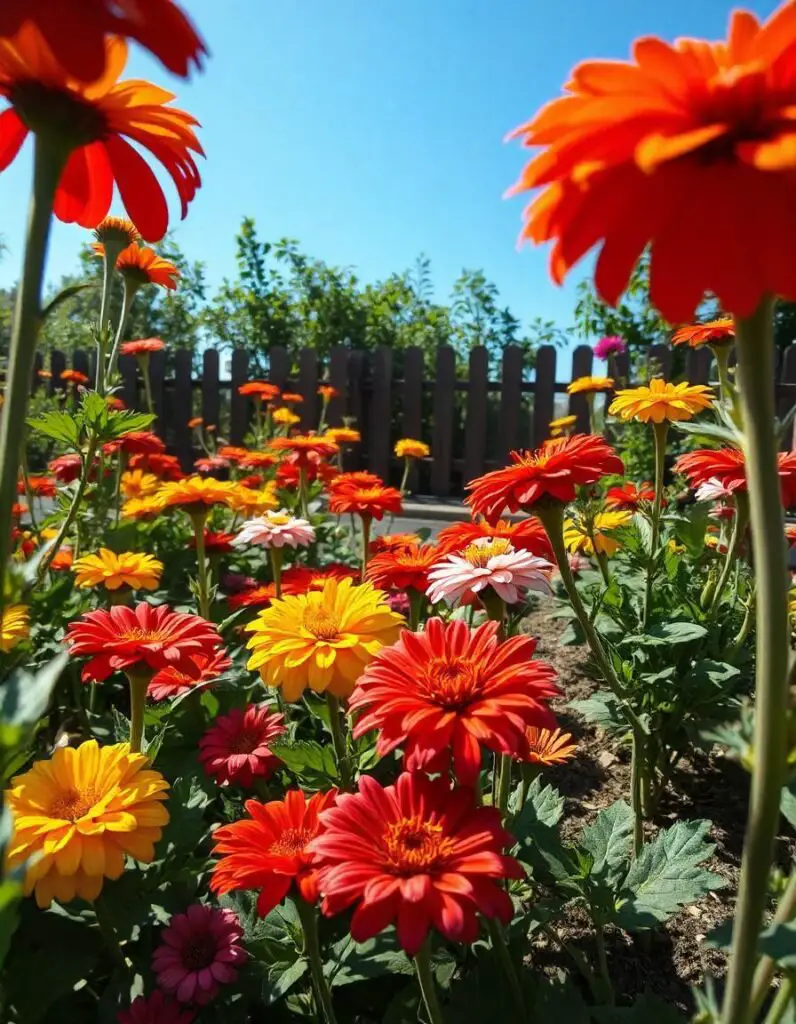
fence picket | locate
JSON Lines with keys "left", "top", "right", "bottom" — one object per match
{"left": 402, "top": 347, "right": 424, "bottom": 492}
{"left": 327, "top": 347, "right": 348, "bottom": 427}
{"left": 532, "top": 346, "right": 557, "bottom": 446}
{"left": 148, "top": 349, "right": 166, "bottom": 438}
{"left": 686, "top": 347, "right": 712, "bottom": 385}
{"left": 431, "top": 346, "right": 455, "bottom": 497}
{"left": 269, "top": 347, "right": 290, "bottom": 391}
{"left": 118, "top": 354, "right": 137, "bottom": 410}
{"left": 298, "top": 348, "right": 319, "bottom": 432}
{"left": 498, "top": 346, "right": 525, "bottom": 463}
{"left": 174, "top": 349, "right": 193, "bottom": 470}
{"left": 464, "top": 346, "right": 488, "bottom": 482}
{"left": 568, "top": 345, "right": 594, "bottom": 431}
{"left": 779, "top": 344, "right": 796, "bottom": 451}
{"left": 202, "top": 349, "right": 220, "bottom": 433}
{"left": 230, "top": 348, "right": 249, "bottom": 444}
{"left": 347, "top": 351, "right": 366, "bottom": 470}
{"left": 72, "top": 349, "right": 90, "bottom": 381}
{"left": 370, "top": 347, "right": 392, "bottom": 480}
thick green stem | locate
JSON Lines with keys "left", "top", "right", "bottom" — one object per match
{"left": 714, "top": 343, "right": 743, "bottom": 428}
{"left": 326, "top": 693, "right": 352, "bottom": 790}
{"left": 295, "top": 897, "right": 338, "bottom": 1024}
{"left": 36, "top": 437, "right": 98, "bottom": 582}
{"left": 722, "top": 299, "right": 790, "bottom": 1024}
{"left": 399, "top": 458, "right": 411, "bottom": 497}
{"left": 630, "top": 730, "right": 645, "bottom": 857}
{"left": 95, "top": 245, "right": 120, "bottom": 395}
{"left": 191, "top": 512, "right": 211, "bottom": 620}
{"left": 709, "top": 493, "right": 750, "bottom": 618}
{"left": 0, "top": 135, "right": 65, "bottom": 600}
{"left": 414, "top": 937, "right": 446, "bottom": 1024}
{"left": 408, "top": 588, "right": 424, "bottom": 630}
{"left": 643, "top": 421, "right": 668, "bottom": 628}
{"left": 496, "top": 754, "right": 513, "bottom": 816}
{"left": 298, "top": 465, "right": 310, "bottom": 520}
{"left": 486, "top": 917, "right": 526, "bottom": 1020}
{"left": 270, "top": 546, "right": 283, "bottom": 599}
{"left": 594, "top": 924, "right": 615, "bottom": 1005}
{"left": 360, "top": 516, "right": 372, "bottom": 581}
{"left": 92, "top": 893, "right": 129, "bottom": 972}
{"left": 126, "top": 671, "right": 151, "bottom": 754}
{"left": 750, "top": 870, "right": 796, "bottom": 1017}
{"left": 140, "top": 354, "right": 154, "bottom": 416}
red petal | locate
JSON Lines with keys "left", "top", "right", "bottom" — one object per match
{"left": 0, "top": 108, "right": 28, "bottom": 172}
{"left": 104, "top": 135, "right": 169, "bottom": 242}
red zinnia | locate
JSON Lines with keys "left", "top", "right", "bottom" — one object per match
{"left": 310, "top": 772, "right": 523, "bottom": 954}
{"left": 672, "top": 320, "right": 735, "bottom": 349}
{"left": 366, "top": 544, "right": 439, "bottom": 593}
{"left": 67, "top": 603, "right": 221, "bottom": 683}
{"left": 437, "top": 517, "right": 553, "bottom": 560}
{"left": 304, "top": 564, "right": 359, "bottom": 590}
{"left": 23, "top": 475, "right": 56, "bottom": 497}
{"left": 148, "top": 650, "right": 231, "bottom": 701}
{"left": 48, "top": 453, "right": 83, "bottom": 483}
{"left": 189, "top": 531, "right": 236, "bottom": 556}
{"left": 198, "top": 704, "right": 285, "bottom": 788}
{"left": 130, "top": 452, "right": 184, "bottom": 480}
{"left": 60, "top": 369, "right": 89, "bottom": 385}
{"left": 151, "top": 905, "right": 245, "bottom": 1007}
{"left": 674, "top": 448, "right": 747, "bottom": 494}
{"left": 210, "top": 789, "right": 337, "bottom": 917}
{"left": 349, "top": 618, "right": 559, "bottom": 783}
{"left": 276, "top": 460, "right": 338, "bottom": 490}
{"left": 239, "top": 381, "right": 280, "bottom": 401}
{"left": 467, "top": 435, "right": 624, "bottom": 522}
{"left": 227, "top": 568, "right": 314, "bottom": 610}
{"left": 117, "top": 990, "right": 195, "bottom": 1024}
{"left": 328, "top": 485, "right": 403, "bottom": 522}
{"left": 270, "top": 435, "right": 338, "bottom": 468}
{"left": 121, "top": 338, "right": 165, "bottom": 356}
{"left": 604, "top": 481, "right": 657, "bottom": 511}
{"left": 106, "top": 431, "right": 166, "bottom": 458}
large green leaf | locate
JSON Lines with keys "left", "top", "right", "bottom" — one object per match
{"left": 758, "top": 921, "right": 796, "bottom": 968}
{"left": 326, "top": 930, "right": 413, "bottom": 987}
{"left": 580, "top": 801, "right": 634, "bottom": 886}
{"left": 0, "top": 653, "right": 67, "bottom": 753}
{"left": 269, "top": 738, "right": 339, "bottom": 788}
{"left": 623, "top": 621, "right": 707, "bottom": 648}
{"left": 510, "top": 778, "right": 579, "bottom": 884}
{"left": 26, "top": 410, "right": 81, "bottom": 448}
{"left": 568, "top": 692, "right": 626, "bottom": 733}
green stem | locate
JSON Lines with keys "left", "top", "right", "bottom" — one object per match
{"left": 414, "top": 937, "right": 446, "bottom": 1024}
{"left": 326, "top": 693, "right": 352, "bottom": 790}
{"left": 630, "top": 730, "right": 645, "bottom": 857}
{"left": 299, "top": 465, "right": 310, "bottom": 520}
{"left": 103, "top": 280, "right": 138, "bottom": 391}
{"left": 486, "top": 917, "right": 526, "bottom": 1020}
{"left": 295, "top": 897, "right": 338, "bottom": 1024}
{"left": 0, "top": 135, "right": 65, "bottom": 602}
{"left": 750, "top": 870, "right": 796, "bottom": 1017}
{"left": 714, "top": 343, "right": 743, "bottom": 428}
{"left": 722, "top": 299, "right": 790, "bottom": 1024}
{"left": 708, "top": 493, "right": 750, "bottom": 618}
{"left": 763, "top": 975, "right": 795, "bottom": 1024}
{"left": 496, "top": 753, "right": 513, "bottom": 816}
{"left": 92, "top": 893, "right": 128, "bottom": 972}
{"left": 141, "top": 354, "right": 154, "bottom": 416}
{"left": 360, "top": 516, "right": 372, "bottom": 582}
{"left": 595, "top": 550, "right": 611, "bottom": 587}
{"left": 127, "top": 671, "right": 151, "bottom": 754}
{"left": 36, "top": 436, "right": 98, "bottom": 582}
{"left": 518, "top": 763, "right": 540, "bottom": 810}
{"left": 270, "top": 546, "right": 283, "bottom": 599}
{"left": 643, "top": 421, "right": 668, "bottom": 628}
{"left": 408, "top": 588, "right": 423, "bottom": 630}
{"left": 95, "top": 245, "right": 119, "bottom": 395}
{"left": 539, "top": 922, "right": 601, "bottom": 1003}
{"left": 19, "top": 444, "right": 38, "bottom": 532}
{"left": 594, "top": 924, "right": 615, "bottom": 1005}
{"left": 399, "top": 458, "right": 411, "bottom": 496}
{"left": 191, "top": 512, "right": 211, "bottom": 620}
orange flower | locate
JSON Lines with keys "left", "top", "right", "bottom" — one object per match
{"left": 280, "top": 392, "right": 304, "bottom": 405}
{"left": 107, "top": 245, "right": 180, "bottom": 290}
{"left": 329, "top": 471, "right": 382, "bottom": 492}
{"left": 188, "top": 416, "right": 203, "bottom": 429}
{"left": 60, "top": 369, "right": 88, "bottom": 385}
{"left": 609, "top": 380, "right": 713, "bottom": 424}
{"left": 0, "top": 30, "right": 203, "bottom": 241}
{"left": 437, "top": 517, "right": 553, "bottom": 560}
{"left": 94, "top": 215, "right": 139, "bottom": 250}
{"left": 158, "top": 476, "right": 238, "bottom": 513}
{"left": 324, "top": 427, "right": 361, "bottom": 445}
{"left": 120, "top": 338, "right": 165, "bottom": 357}
{"left": 370, "top": 532, "right": 421, "bottom": 554}
{"left": 270, "top": 435, "right": 339, "bottom": 468}
{"left": 567, "top": 375, "right": 613, "bottom": 395}
{"left": 524, "top": 726, "right": 577, "bottom": 766}
{"left": 239, "top": 452, "right": 277, "bottom": 470}
{"left": 605, "top": 481, "right": 656, "bottom": 511}
{"left": 49, "top": 548, "right": 73, "bottom": 571}
{"left": 672, "top": 319, "right": 735, "bottom": 349}
{"left": 394, "top": 438, "right": 429, "bottom": 460}
{"left": 24, "top": 475, "right": 56, "bottom": 497}
{"left": 318, "top": 385, "right": 339, "bottom": 401}
{"left": 506, "top": 5, "right": 796, "bottom": 321}
{"left": 0, "top": 0, "right": 206, "bottom": 81}
{"left": 105, "top": 396, "right": 126, "bottom": 411}
{"left": 239, "top": 381, "right": 280, "bottom": 401}
{"left": 328, "top": 484, "right": 403, "bottom": 522}
{"left": 217, "top": 446, "right": 250, "bottom": 464}
{"left": 366, "top": 543, "right": 439, "bottom": 592}
{"left": 467, "top": 435, "right": 624, "bottom": 521}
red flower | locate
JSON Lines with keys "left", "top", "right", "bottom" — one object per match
{"left": 199, "top": 704, "right": 285, "bottom": 788}
{"left": 305, "top": 564, "right": 360, "bottom": 590}
{"left": 60, "top": 369, "right": 89, "bottom": 385}
{"left": 106, "top": 431, "right": 166, "bottom": 458}
{"left": 674, "top": 448, "right": 747, "bottom": 494}
{"left": 130, "top": 452, "right": 184, "bottom": 480}
{"left": 210, "top": 789, "right": 337, "bottom": 917}
{"left": 194, "top": 456, "right": 230, "bottom": 474}
{"left": 270, "top": 436, "right": 338, "bottom": 469}
{"left": 604, "top": 481, "right": 657, "bottom": 511}
{"left": 117, "top": 990, "right": 195, "bottom": 1024}
{"left": 120, "top": 338, "right": 165, "bottom": 356}
{"left": 349, "top": 618, "right": 559, "bottom": 783}
{"left": 310, "top": 772, "right": 523, "bottom": 954}
{"left": 239, "top": 452, "right": 277, "bottom": 471}
{"left": 48, "top": 453, "right": 83, "bottom": 483}
{"left": 22, "top": 475, "right": 56, "bottom": 497}
{"left": 780, "top": 452, "right": 796, "bottom": 509}
{"left": 148, "top": 650, "right": 231, "bottom": 701}
{"left": 0, "top": 0, "right": 205, "bottom": 82}
{"left": 67, "top": 603, "right": 221, "bottom": 682}
{"left": 328, "top": 485, "right": 403, "bottom": 522}
{"left": 276, "top": 461, "right": 338, "bottom": 490}
{"left": 370, "top": 532, "right": 422, "bottom": 555}
{"left": 329, "top": 471, "right": 382, "bottom": 492}
{"left": 239, "top": 381, "right": 280, "bottom": 401}
{"left": 436, "top": 517, "right": 553, "bottom": 559}
{"left": 189, "top": 531, "right": 236, "bottom": 555}
{"left": 366, "top": 544, "right": 439, "bottom": 592}
{"left": 238, "top": 474, "right": 263, "bottom": 490}
{"left": 226, "top": 568, "right": 315, "bottom": 610}
{"left": 467, "top": 435, "right": 624, "bottom": 521}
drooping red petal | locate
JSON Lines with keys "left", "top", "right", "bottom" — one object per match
{"left": 104, "top": 135, "right": 169, "bottom": 242}
{"left": 0, "top": 108, "right": 28, "bottom": 172}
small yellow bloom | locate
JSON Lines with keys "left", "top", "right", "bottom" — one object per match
{"left": 609, "top": 379, "right": 714, "bottom": 424}
{"left": 39, "top": 527, "right": 59, "bottom": 541}
{"left": 73, "top": 549, "right": 164, "bottom": 591}
{"left": 229, "top": 482, "right": 279, "bottom": 517}
{"left": 1, "top": 605, "right": 30, "bottom": 652}
{"left": 157, "top": 476, "right": 238, "bottom": 513}
{"left": 122, "top": 495, "right": 164, "bottom": 521}
{"left": 272, "top": 407, "right": 300, "bottom": 427}
{"left": 563, "top": 510, "right": 632, "bottom": 556}
{"left": 395, "top": 438, "right": 430, "bottom": 460}
{"left": 549, "top": 414, "right": 577, "bottom": 437}
{"left": 567, "top": 375, "right": 614, "bottom": 395}
{"left": 667, "top": 539, "right": 686, "bottom": 555}
{"left": 121, "top": 469, "right": 160, "bottom": 500}
{"left": 325, "top": 427, "right": 361, "bottom": 445}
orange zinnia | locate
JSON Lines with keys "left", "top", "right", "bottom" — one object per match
{"left": 506, "top": 5, "right": 796, "bottom": 321}
{"left": 467, "top": 435, "right": 624, "bottom": 522}
{"left": 366, "top": 543, "right": 439, "bottom": 592}
{"left": 108, "top": 245, "right": 180, "bottom": 290}
{"left": 370, "top": 532, "right": 422, "bottom": 554}
{"left": 328, "top": 484, "right": 403, "bottom": 522}
{"left": 318, "top": 385, "right": 339, "bottom": 401}
{"left": 672, "top": 319, "right": 735, "bottom": 349}
{"left": 0, "top": 31, "right": 203, "bottom": 241}
{"left": 60, "top": 369, "right": 89, "bottom": 385}
{"left": 120, "top": 338, "right": 165, "bottom": 356}
{"left": 524, "top": 726, "right": 577, "bottom": 767}
{"left": 0, "top": 0, "right": 205, "bottom": 81}
{"left": 239, "top": 381, "right": 280, "bottom": 401}
{"left": 674, "top": 448, "right": 747, "bottom": 495}
{"left": 270, "top": 435, "right": 339, "bottom": 468}
{"left": 436, "top": 517, "right": 553, "bottom": 560}
{"left": 158, "top": 476, "right": 238, "bottom": 513}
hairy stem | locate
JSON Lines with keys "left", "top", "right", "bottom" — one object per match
{"left": 708, "top": 493, "right": 750, "bottom": 618}
{"left": 414, "top": 937, "right": 446, "bottom": 1024}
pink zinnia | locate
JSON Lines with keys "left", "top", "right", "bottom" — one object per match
{"left": 426, "top": 537, "right": 553, "bottom": 606}
{"left": 593, "top": 335, "right": 627, "bottom": 360}
{"left": 149, "top": 650, "right": 232, "bottom": 702}
{"left": 198, "top": 704, "right": 285, "bottom": 788}
{"left": 195, "top": 456, "right": 231, "bottom": 474}
{"left": 234, "top": 509, "right": 315, "bottom": 550}
{"left": 152, "top": 905, "right": 246, "bottom": 1006}
{"left": 695, "top": 477, "right": 733, "bottom": 503}
{"left": 567, "top": 552, "right": 591, "bottom": 575}
{"left": 117, "top": 991, "right": 195, "bottom": 1024}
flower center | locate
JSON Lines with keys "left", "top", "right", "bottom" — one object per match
{"left": 230, "top": 730, "right": 261, "bottom": 755}
{"left": 302, "top": 607, "right": 341, "bottom": 641}
{"left": 50, "top": 786, "right": 99, "bottom": 822}
{"left": 462, "top": 538, "right": 511, "bottom": 567}
{"left": 420, "top": 657, "right": 481, "bottom": 707}
{"left": 10, "top": 82, "right": 106, "bottom": 147}
{"left": 120, "top": 627, "right": 168, "bottom": 644}
{"left": 269, "top": 827, "right": 313, "bottom": 857}
{"left": 180, "top": 932, "right": 219, "bottom": 972}
{"left": 383, "top": 817, "right": 454, "bottom": 871}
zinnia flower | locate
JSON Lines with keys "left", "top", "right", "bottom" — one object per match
{"left": 349, "top": 618, "right": 559, "bottom": 783}
{"left": 366, "top": 543, "right": 439, "bottom": 593}
{"left": 217, "top": 446, "right": 249, "bottom": 464}
{"left": 25, "top": 475, "right": 56, "bottom": 497}
{"left": 67, "top": 603, "right": 221, "bottom": 682}
{"left": 60, "top": 369, "right": 89, "bottom": 385}
{"left": 309, "top": 772, "right": 523, "bottom": 954}
{"left": 117, "top": 990, "right": 195, "bottom": 1024}
{"left": 280, "top": 392, "right": 303, "bottom": 405}
{"left": 239, "top": 381, "right": 280, "bottom": 400}
{"left": 0, "top": 31, "right": 203, "bottom": 241}
{"left": 246, "top": 577, "right": 404, "bottom": 701}
{"left": 524, "top": 726, "right": 577, "bottom": 766}
{"left": 190, "top": 531, "right": 235, "bottom": 555}
{"left": 122, "top": 495, "right": 165, "bottom": 521}
{"left": 73, "top": 549, "right": 163, "bottom": 591}
{"left": 563, "top": 510, "right": 632, "bottom": 556}
{"left": 7, "top": 740, "right": 168, "bottom": 907}
{"left": 121, "top": 469, "right": 160, "bottom": 500}
{"left": 227, "top": 483, "right": 279, "bottom": 517}
{"left": 593, "top": 336, "right": 627, "bottom": 360}
{"left": 506, "top": 4, "right": 796, "bottom": 321}
{"left": 210, "top": 789, "right": 336, "bottom": 917}
{"left": 272, "top": 407, "right": 300, "bottom": 427}
{"left": 324, "top": 427, "right": 361, "bottom": 445}
{"left": 121, "top": 338, "right": 166, "bottom": 356}
{"left": 328, "top": 484, "right": 403, "bottom": 521}
{"left": 370, "top": 532, "right": 422, "bottom": 554}
{"left": 50, "top": 548, "right": 74, "bottom": 571}
{"left": 467, "top": 434, "right": 624, "bottom": 521}
{"left": 330, "top": 472, "right": 382, "bottom": 492}
{"left": 609, "top": 379, "right": 714, "bottom": 423}
{"left": 130, "top": 452, "right": 184, "bottom": 480}
{"left": 194, "top": 456, "right": 230, "bottom": 474}
{"left": 394, "top": 439, "right": 430, "bottom": 459}
{"left": 436, "top": 517, "right": 553, "bottom": 560}
{"left": 112, "top": 245, "right": 180, "bottom": 289}
{"left": 426, "top": 537, "right": 553, "bottom": 606}
{"left": 152, "top": 905, "right": 245, "bottom": 1006}
{"left": 107, "top": 430, "right": 166, "bottom": 457}
{"left": 674, "top": 448, "right": 747, "bottom": 495}
{"left": 148, "top": 649, "right": 231, "bottom": 701}
{"left": 672, "top": 319, "right": 735, "bottom": 348}
{"left": 548, "top": 414, "right": 577, "bottom": 437}
{"left": 567, "top": 375, "right": 613, "bottom": 395}
{"left": 198, "top": 704, "right": 285, "bottom": 788}
{"left": 48, "top": 453, "right": 83, "bottom": 483}
{"left": 0, "top": 604, "right": 29, "bottom": 652}
{"left": 238, "top": 452, "right": 277, "bottom": 471}
{"left": 188, "top": 416, "right": 203, "bottom": 430}
{"left": 605, "top": 481, "right": 656, "bottom": 510}
{"left": 270, "top": 435, "right": 338, "bottom": 468}
{"left": 158, "top": 476, "right": 238, "bottom": 513}
{"left": 234, "top": 510, "right": 315, "bottom": 550}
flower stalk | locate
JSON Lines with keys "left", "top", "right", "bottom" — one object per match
{"left": 326, "top": 693, "right": 352, "bottom": 791}
{"left": 36, "top": 435, "right": 99, "bottom": 583}
{"left": 414, "top": 937, "right": 446, "bottom": 1024}
{"left": 295, "top": 897, "right": 338, "bottom": 1024}
{"left": 708, "top": 493, "right": 750, "bottom": 618}
{"left": 191, "top": 511, "right": 212, "bottom": 620}
{"left": 126, "top": 670, "right": 152, "bottom": 754}
{"left": 643, "top": 421, "right": 668, "bottom": 628}
{"left": 270, "top": 547, "right": 283, "bottom": 599}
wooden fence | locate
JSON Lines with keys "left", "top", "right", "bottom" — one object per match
{"left": 33, "top": 342, "right": 796, "bottom": 498}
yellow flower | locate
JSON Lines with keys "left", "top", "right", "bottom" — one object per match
{"left": 563, "top": 510, "right": 632, "bottom": 556}
{"left": 246, "top": 577, "right": 404, "bottom": 701}
{"left": 667, "top": 539, "right": 686, "bottom": 555}
{"left": 549, "top": 414, "right": 577, "bottom": 437}
{"left": 567, "top": 375, "right": 614, "bottom": 395}
{"left": 122, "top": 495, "right": 164, "bottom": 521}
{"left": 73, "top": 549, "right": 164, "bottom": 591}
{"left": 157, "top": 476, "right": 238, "bottom": 514}
{"left": 609, "top": 379, "right": 714, "bottom": 424}
{"left": 7, "top": 740, "right": 169, "bottom": 908}
{"left": 0, "top": 605, "right": 29, "bottom": 652}
{"left": 228, "top": 482, "right": 279, "bottom": 517}
{"left": 272, "top": 407, "right": 300, "bottom": 427}
{"left": 395, "top": 438, "right": 430, "bottom": 460}
{"left": 325, "top": 427, "right": 361, "bottom": 445}
{"left": 121, "top": 469, "right": 160, "bottom": 500}
{"left": 39, "top": 527, "right": 59, "bottom": 541}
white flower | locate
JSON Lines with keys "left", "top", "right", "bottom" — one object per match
{"left": 695, "top": 477, "right": 732, "bottom": 503}
{"left": 426, "top": 537, "right": 553, "bottom": 606}
{"left": 234, "top": 509, "right": 315, "bottom": 550}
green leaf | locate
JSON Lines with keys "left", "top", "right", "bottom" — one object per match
{"left": 0, "top": 653, "right": 67, "bottom": 749}
{"left": 568, "top": 692, "right": 626, "bottom": 733}
{"left": 592, "top": 991, "right": 686, "bottom": 1022}
{"left": 758, "top": 921, "right": 796, "bottom": 968}
{"left": 26, "top": 409, "right": 81, "bottom": 448}
{"left": 41, "top": 281, "right": 97, "bottom": 321}
{"left": 510, "top": 775, "right": 563, "bottom": 828}
{"left": 624, "top": 621, "right": 707, "bottom": 648}
{"left": 674, "top": 419, "right": 741, "bottom": 447}
{"left": 0, "top": 878, "right": 22, "bottom": 970}
{"left": 269, "top": 738, "right": 339, "bottom": 788}
{"left": 527, "top": 970, "right": 590, "bottom": 1019}
{"left": 615, "top": 819, "right": 724, "bottom": 930}
{"left": 327, "top": 930, "right": 413, "bottom": 987}
{"left": 580, "top": 801, "right": 634, "bottom": 885}
{"left": 782, "top": 783, "right": 796, "bottom": 829}
{"left": 510, "top": 778, "right": 579, "bottom": 884}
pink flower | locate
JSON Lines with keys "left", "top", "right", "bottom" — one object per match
{"left": 709, "top": 503, "right": 736, "bottom": 521}
{"left": 117, "top": 991, "right": 195, "bottom": 1024}
{"left": 234, "top": 509, "right": 315, "bottom": 550}
{"left": 567, "top": 553, "right": 592, "bottom": 574}
{"left": 387, "top": 592, "right": 410, "bottom": 615}
{"left": 152, "top": 904, "right": 246, "bottom": 1006}
{"left": 696, "top": 477, "right": 733, "bottom": 503}
{"left": 195, "top": 457, "right": 231, "bottom": 474}
{"left": 149, "top": 650, "right": 232, "bottom": 702}
{"left": 593, "top": 335, "right": 627, "bottom": 360}
{"left": 426, "top": 537, "right": 553, "bottom": 606}
{"left": 198, "top": 704, "right": 285, "bottom": 788}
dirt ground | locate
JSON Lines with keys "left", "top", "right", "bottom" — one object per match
{"left": 523, "top": 607, "right": 789, "bottom": 1013}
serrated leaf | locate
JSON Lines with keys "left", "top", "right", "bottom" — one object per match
{"left": 510, "top": 777, "right": 578, "bottom": 883}
{"left": 580, "top": 801, "right": 634, "bottom": 885}
{"left": 327, "top": 930, "right": 413, "bottom": 987}
{"left": 782, "top": 783, "right": 796, "bottom": 829}
{"left": 510, "top": 775, "right": 563, "bottom": 827}
{"left": 615, "top": 819, "right": 724, "bottom": 930}
{"left": 26, "top": 409, "right": 81, "bottom": 447}
{"left": 568, "top": 692, "right": 626, "bottom": 733}
{"left": 269, "top": 738, "right": 339, "bottom": 788}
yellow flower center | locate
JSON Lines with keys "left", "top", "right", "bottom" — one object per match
{"left": 120, "top": 627, "right": 169, "bottom": 644}
{"left": 49, "top": 786, "right": 99, "bottom": 822}
{"left": 303, "top": 607, "right": 341, "bottom": 641}
{"left": 269, "top": 827, "right": 313, "bottom": 857}
{"left": 383, "top": 817, "right": 454, "bottom": 871}
{"left": 269, "top": 514, "right": 291, "bottom": 526}
{"left": 462, "top": 538, "right": 512, "bottom": 566}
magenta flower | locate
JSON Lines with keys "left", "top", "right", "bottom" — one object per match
{"left": 117, "top": 991, "right": 195, "bottom": 1023}
{"left": 198, "top": 704, "right": 285, "bottom": 788}
{"left": 593, "top": 335, "right": 627, "bottom": 360}
{"left": 152, "top": 905, "right": 246, "bottom": 1005}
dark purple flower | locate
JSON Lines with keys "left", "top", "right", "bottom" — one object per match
{"left": 152, "top": 904, "right": 246, "bottom": 1005}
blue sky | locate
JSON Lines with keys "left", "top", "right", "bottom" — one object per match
{"left": 0, "top": 0, "right": 782, "bottom": 337}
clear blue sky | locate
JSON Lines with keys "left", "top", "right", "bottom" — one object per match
{"left": 0, "top": 0, "right": 782, "bottom": 340}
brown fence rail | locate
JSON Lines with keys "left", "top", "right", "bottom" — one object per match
{"left": 33, "top": 343, "right": 796, "bottom": 498}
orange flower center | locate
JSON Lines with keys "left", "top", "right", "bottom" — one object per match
{"left": 383, "top": 817, "right": 454, "bottom": 871}
{"left": 10, "top": 82, "right": 105, "bottom": 146}
{"left": 50, "top": 786, "right": 99, "bottom": 822}
{"left": 421, "top": 657, "right": 481, "bottom": 707}
{"left": 462, "top": 538, "right": 511, "bottom": 566}
{"left": 120, "top": 626, "right": 170, "bottom": 644}
{"left": 302, "top": 607, "right": 341, "bottom": 641}
{"left": 269, "top": 827, "right": 313, "bottom": 857}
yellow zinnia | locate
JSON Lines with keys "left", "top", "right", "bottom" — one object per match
{"left": 0, "top": 605, "right": 30, "bottom": 652}
{"left": 272, "top": 407, "right": 300, "bottom": 427}
{"left": 325, "top": 427, "right": 361, "bottom": 445}
{"left": 609, "top": 379, "right": 714, "bottom": 424}
{"left": 563, "top": 510, "right": 632, "bottom": 556}
{"left": 229, "top": 482, "right": 279, "bottom": 517}
{"left": 157, "top": 476, "right": 238, "bottom": 513}
{"left": 395, "top": 439, "right": 430, "bottom": 460}
{"left": 246, "top": 577, "right": 404, "bottom": 701}
{"left": 549, "top": 414, "right": 577, "bottom": 437}
{"left": 73, "top": 549, "right": 164, "bottom": 591}
{"left": 7, "top": 740, "right": 169, "bottom": 907}
{"left": 122, "top": 495, "right": 165, "bottom": 521}
{"left": 567, "top": 375, "right": 614, "bottom": 395}
{"left": 121, "top": 469, "right": 160, "bottom": 500}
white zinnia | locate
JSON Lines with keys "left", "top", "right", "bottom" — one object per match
{"left": 234, "top": 509, "right": 315, "bottom": 550}
{"left": 426, "top": 537, "right": 553, "bottom": 606}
